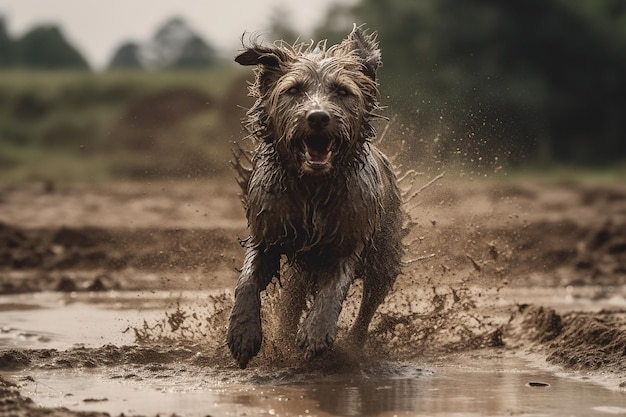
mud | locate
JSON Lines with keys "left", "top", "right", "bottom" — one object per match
{"left": 0, "top": 178, "right": 625, "bottom": 416}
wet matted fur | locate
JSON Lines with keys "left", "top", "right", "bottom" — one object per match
{"left": 228, "top": 26, "right": 404, "bottom": 369}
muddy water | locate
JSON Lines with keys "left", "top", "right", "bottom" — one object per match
{"left": 8, "top": 358, "right": 626, "bottom": 417}
{"left": 2, "top": 290, "right": 625, "bottom": 417}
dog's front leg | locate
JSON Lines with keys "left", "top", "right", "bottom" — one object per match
{"left": 227, "top": 246, "right": 277, "bottom": 369}
{"left": 296, "top": 258, "right": 355, "bottom": 359}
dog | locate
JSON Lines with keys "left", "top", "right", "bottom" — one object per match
{"left": 227, "top": 25, "right": 404, "bottom": 369}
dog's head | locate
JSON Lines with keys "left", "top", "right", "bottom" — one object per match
{"left": 237, "top": 26, "right": 382, "bottom": 176}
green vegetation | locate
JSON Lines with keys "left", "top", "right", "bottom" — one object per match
{"left": 0, "top": 18, "right": 89, "bottom": 70}
{"left": 108, "top": 17, "right": 220, "bottom": 70}
{"left": 1, "top": 0, "right": 625, "bottom": 183}
{"left": 312, "top": 0, "right": 626, "bottom": 167}
{"left": 0, "top": 15, "right": 238, "bottom": 183}
{"left": 0, "top": 69, "right": 246, "bottom": 183}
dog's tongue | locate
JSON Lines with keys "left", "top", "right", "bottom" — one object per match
{"left": 306, "top": 148, "right": 331, "bottom": 163}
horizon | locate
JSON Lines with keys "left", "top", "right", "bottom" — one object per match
{"left": 0, "top": 0, "right": 357, "bottom": 69}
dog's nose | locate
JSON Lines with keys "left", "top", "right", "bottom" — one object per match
{"left": 306, "top": 109, "right": 330, "bottom": 130}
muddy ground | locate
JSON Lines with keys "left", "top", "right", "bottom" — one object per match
{"left": 0, "top": 176, "right": 625, "bottom": 416}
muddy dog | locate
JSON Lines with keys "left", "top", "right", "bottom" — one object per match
{"left": 228, "top": 26, "right": 404, "bottom": 369}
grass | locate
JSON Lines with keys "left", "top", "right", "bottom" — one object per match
{"left": 1, "top": 69, "right": 624, "bottom": 186}
{"left": 0, "top": 68, "right": 244, "bottom": 98}
{"left": 0, "top": 68, "right": 247, "bottom": 184}
{"left": 494, "top": 164, "right": 626, "bottom": 185}
{"left": 0, "top": 145, "right": 113, "bottom": 183}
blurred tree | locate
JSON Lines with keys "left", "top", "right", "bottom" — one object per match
{"left": 15, "top": 25, "right": 89, "bottom": 69}
{"left": 108, "top": 41, "right": 142, "bottom": 69}
{"left": 144, "top": 17, "right": 217, "bottom": 70}
{"left": 0, "top": 16, "right": 16, "bottom": 67}
{"left": 313, "top": 0, "right": 626, "bottom": 166}
{"left": 112, "top": 17, "right": 218, "bottom": 70}
{"left": 486, "top": 0, "right": 626, "bottom": 164}
{"left": 173, "top": 35, "right": 217, "bottom": 68}
{"left": 570, "top": 0, "right": 626, "bottom": 37}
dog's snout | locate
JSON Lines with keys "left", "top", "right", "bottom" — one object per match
{"left": 306, "top": 109, "right": 331, "bottom": 131}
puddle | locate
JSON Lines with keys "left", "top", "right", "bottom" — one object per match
{"left": 1, "top": 290, "right": 625, "bottom": 416}
{"left": 5, "top": 357, "right": 626, "bottom": 416}
{"left": 0, "top": 291, "right": 218, "bottom": 349}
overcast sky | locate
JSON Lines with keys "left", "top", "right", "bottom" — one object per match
{"left": 0, "top": 0, "right": 356, "bottom": 69}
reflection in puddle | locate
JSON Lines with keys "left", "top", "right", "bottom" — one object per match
{"left": 0, "top": 291, "right": 215, "bottom": 349}
{"left": 6, "top": 359, "right": 626, "bottom": 417}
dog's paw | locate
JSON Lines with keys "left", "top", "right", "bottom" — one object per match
{"left": 296, "top": 320, "right": 336, "bottom": 360}
{"left": 227, "top": 311, "right": 262, "bottom": 369}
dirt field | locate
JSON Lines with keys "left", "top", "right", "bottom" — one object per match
{"left": 0, "top": 176, "right": 625, "bottom": 416}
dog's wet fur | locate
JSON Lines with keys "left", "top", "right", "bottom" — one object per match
{"left": 228, "top": 26, "right": 405, "bottom": 369}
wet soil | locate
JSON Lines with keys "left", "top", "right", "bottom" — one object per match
{"left": 0, "top": 177, "right": 625, "bottom": 416}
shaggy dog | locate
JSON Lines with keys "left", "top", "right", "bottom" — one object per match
{"left": 227, "top": 26, "right": 404, "bottom": 369}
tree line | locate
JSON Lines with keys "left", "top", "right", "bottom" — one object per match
{"left": 301, "top": 0, "right": 626, "bottom": 166}
{"left": 0, "top": 17, "right": 88, "bottom": 69}
{"left": 108, "top": 17, "right": 218, "bottom": 70}
{"left": 0, "top": 16, "right": 219, "bottom": 71}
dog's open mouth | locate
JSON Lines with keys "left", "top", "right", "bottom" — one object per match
{"left": 303, "top": 136, "right": 333, "bottom": 168}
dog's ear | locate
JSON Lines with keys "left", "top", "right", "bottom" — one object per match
{"left": 236, "top": 43, "right": 293, "bottom": 102}
{"left": 235, "top": 45, "right": 291, "bottom": 70}
{"left": 340, "top": 25, "right": 382, "bottom": 81}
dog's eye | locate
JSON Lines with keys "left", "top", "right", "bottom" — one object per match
{"left": 336, "top": 87, "right": 350, "bottom": 97}
{"left": 286, "top": 86, "right": 301, "bottom": 95}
